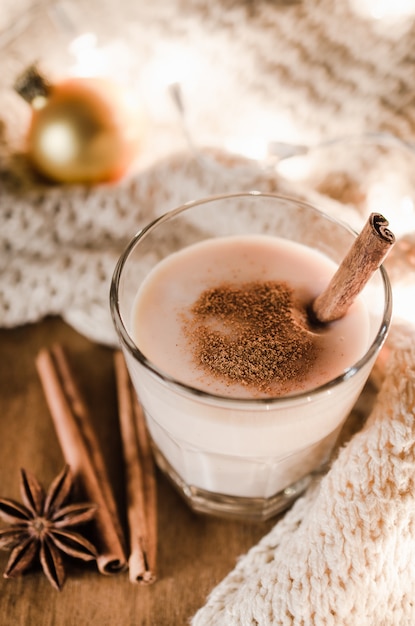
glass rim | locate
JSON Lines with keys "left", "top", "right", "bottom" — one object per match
{"left": 110, "top": 190, "right": 393, "bottom": 407}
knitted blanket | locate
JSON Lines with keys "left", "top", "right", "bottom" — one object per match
{"left": 1, "top": 1, "right": 415, "bottom": 624}
{"left": 1, "top": 148, "right": 359, "bottom": 344}
{"left": 192, "top": 322, "right": 415, "bottom": 626}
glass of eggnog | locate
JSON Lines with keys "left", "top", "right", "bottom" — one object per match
{"left": 110, "top": 192, "right": 392, "bottom": 521}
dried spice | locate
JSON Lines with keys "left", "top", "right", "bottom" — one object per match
{"left": 35, "top": 345, "right": 127, "bottom": 575}
{"left": 0, "top": 465, "right": 97, "bottom": 590}
{"left": 186, "top": 280, "right": 318, "bottom": 393}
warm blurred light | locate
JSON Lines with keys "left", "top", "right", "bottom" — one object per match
{"left": 32, "top": 95, "right": 48, "bottom": 110}
{"left": 144, "top": 44, "right": 203, "bottom": 91}
{"left": 366, "top": 180, "right": 415, "bottom": 237}
{"left": 350, "top": 0, "right": 415, "bottom": 20}
{"left": 140, "top": 43, "right": 205, "bottom": 121}
{"left": 69, "top": 33, "right": 131, "bottom": 80}
{"left": 393, "top": 284, "right": 415, "bottom": 327}
{"left": 275, "top": 154, "right": 313, "bottom": 182}
{"left": 225, "top": 136, "right": 269, "bottom": 161}
{"left": 225, "top": 113, "right": 302, "bottom": 163}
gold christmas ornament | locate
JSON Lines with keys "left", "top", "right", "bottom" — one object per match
{"left": 15, "top": 65, "right": 144, "bottom": 184}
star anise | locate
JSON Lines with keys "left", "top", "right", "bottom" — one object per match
{"left": 0, "top": 465, "right": 98, "bottom": 590}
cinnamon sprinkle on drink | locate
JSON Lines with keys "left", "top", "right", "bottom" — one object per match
{"left": 184, "top": 280, "right": 319, "bottom": 394}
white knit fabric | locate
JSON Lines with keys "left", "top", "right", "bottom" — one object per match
{"left": 192, "top": 323, "right": 415, "bottom": 626}
{"left": 2, "top": 0, "right": 415, "bottom": 343}
{"left": 1, "top": 149, "right": 354, "bottom": 344}
{"left": 2, "top": 0, "right": 415, "bottom": 342}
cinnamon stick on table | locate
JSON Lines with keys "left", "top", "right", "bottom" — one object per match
{"left": 113, "top": 351, "right": 157, "bottom": 584}
{"left": 312, "top": 213, "right": 395, "bottom": 324}
{"left": 35, "top": 345, "right": 127, "bottom": 575}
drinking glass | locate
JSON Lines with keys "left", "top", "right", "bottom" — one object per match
{"left": 110, "top": 192, "right": 392, "bottom": 521}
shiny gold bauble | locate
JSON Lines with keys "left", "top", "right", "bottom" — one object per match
{"left": 26, "top": 77, "right": 143, "bottom": 184}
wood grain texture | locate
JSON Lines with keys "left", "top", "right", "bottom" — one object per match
{"left": 0, "top": 317, "right": 274, "bottom": 626}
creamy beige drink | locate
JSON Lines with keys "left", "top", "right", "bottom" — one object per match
{"left": 132, "top": 235, "right": 370, "bottom": 399}
{"left": 111, "top": 192, "right": 391, "bottom": 519}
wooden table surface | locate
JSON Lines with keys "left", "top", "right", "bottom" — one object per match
{"left": 0, "top": 316, "right": 276, "bottom": 626}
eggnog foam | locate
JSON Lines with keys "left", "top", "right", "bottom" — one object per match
{"left": 132, "top": 235, "right": 370, "bottom": 398}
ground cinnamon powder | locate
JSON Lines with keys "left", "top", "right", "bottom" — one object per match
{"left": 184, "top": 280, "right": 319, "bottom": 394}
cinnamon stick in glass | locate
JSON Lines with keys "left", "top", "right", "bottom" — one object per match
{"left": 312, "top": 213, "right": 395, "bottom": 324}
{"left": 113, "top": 351, "right": 157, "bottom": 584}
{"left": 35, "top": 345, "right": 127, "bottom": 575}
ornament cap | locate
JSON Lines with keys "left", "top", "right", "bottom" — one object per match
{"left": 14, "top": 65, "right": 51, "bottom": 105}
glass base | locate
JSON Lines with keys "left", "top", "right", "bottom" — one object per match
{"left": 152, "top": 444, "right": 314, "bottom": 522}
